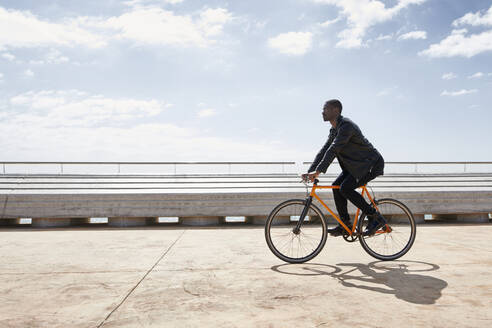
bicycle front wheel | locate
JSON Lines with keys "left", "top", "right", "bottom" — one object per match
{"left": 265, "top": 199, "right": 327, "bottom": 263}
{"left": 358, "top": 198, "right": 416, "bottom": 261}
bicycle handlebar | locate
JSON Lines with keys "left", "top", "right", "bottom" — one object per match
{"left": 299, "top": 174, "right": 320, "bottom": 185}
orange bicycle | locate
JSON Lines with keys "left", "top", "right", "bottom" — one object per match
{"left": 265, "top": 178, "right": 416, "bottom": 263}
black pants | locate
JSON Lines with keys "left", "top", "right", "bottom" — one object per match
{"left": 332, "top": 158, "right": 383, "bottom": 223}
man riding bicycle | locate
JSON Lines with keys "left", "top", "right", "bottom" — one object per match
{"left": 302, "top": 99, "right": 385, "bottom": 236}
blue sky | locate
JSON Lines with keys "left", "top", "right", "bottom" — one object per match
{"left": 0, "top": 0, "right": 491, "bottom": 163}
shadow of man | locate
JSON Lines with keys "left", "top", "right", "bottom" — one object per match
{"left": 273, "top": 260, "right": 447, "bottom": 305}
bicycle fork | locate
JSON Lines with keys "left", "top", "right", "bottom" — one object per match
{"left": 293, "top": 196, "right": 313, "bottom": 234}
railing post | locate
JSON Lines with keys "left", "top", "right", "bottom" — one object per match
{"left": 118, "top": 163, "right": 121, "bottom": 174}
{"left": 2, "top": 163, "right": 5, "bottom": 174}
{"left": 414, "top": 163, "right": 418, "bottom": 173}
{"left": 60, "top": 163, "right": 63, "bottom": 174}
{"left": 174, "top": 163, "right": 177, "bottom": 175}
{"left": 282, "top": 163, "right": 285, "bottom": 173}
{"left": 464, "top": 163, "right": 467, "bottom": 173}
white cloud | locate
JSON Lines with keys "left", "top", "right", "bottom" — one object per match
{"left": 452, "top": 5, "right": 492, "bottom": 27}
{"left": 468, "top": 72, "right": 484, "bottom": 79}
{"left": 314, "top": 0, "right": 426, "bottom": 48}
{"left": 268, "top": 31, "right": 313, "bottom": 55}
{"left": 419, "top": 29, "right": 492, "bottom": 58}
{"left": 0, "top": 7, "right": 106, "bottom": 49}
{"left": 23, "top": 69, "right": 34, "bottom": 77}
{"left": 1, "top": 52, "right": 15, "bottom": 61}
{"left": 1, "top": 89, "right": 307, "bottom": 161}
{"left": 199, "top": 8, "right": 234, "bottom": 37}
{"left": 319, "top": 16, "right": 341, "bottom": 27}
{"left": 45, "top": 48, "right": 69, "bottom": 63}
{"left": 197, "top": 108, "right": 217, "bottom": 117}
{"left": 8, "top": 90, "right": 166, "bottom": 127}
{"left": 124, "top": 0, "right": 185, "bottom": 7}
{"left": 0, "top": 121, "right": 306, "bottom": 161}
{"left": 397, "top": 30, "right": 427, "bottom": 40}
{"left": 421, "top": 7, "right": 492, "bottom": 58}
{"left": 440, "top": 89, "right": 478, "bottom": 96}
{"left": 376, "top": 86, "right": 398, "bottom": 96}
{"left": 375, "top": 34, "right": 392, "bottom": 41}
{"left": 28, "top": 48, "right": 70, "bottom": 65}
{"left": 82, "top": 6, "right": 233, "bottom": 48}
{"left": 0, "top": 6, "right": 233, "bottom": 50}
{"left": 442, "top": 72, "right": 457, "bottom": 80}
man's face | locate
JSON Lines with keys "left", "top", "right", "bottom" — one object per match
{"left": 322, "top": 104, "right": 337, "bottom": 121}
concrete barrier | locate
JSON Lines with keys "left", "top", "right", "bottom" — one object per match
{"left": 31, "top": 218, "right": 72, "bottom": 228}
{"left": 431, "top": 213, "right": 489, "bottom": 223}
{"left": 181, "top": 216, "right": 222, "bottom": 226}
{"left": 0, "top": 218, "right": 20, "bottom": 226}
{"left": 1, "top": 191, "right": 490, "bottom": 218}
{"left": 249, "top": 215, "right": 291, "bottom": 225}
{"left": 70, "top": 218, "right": 91, "bottom": 225}
{"left": 1, "top": 171, "right": 491, "bottom": 227}
{"left": 108, "top": 217, "right": 153, "bottom": 227}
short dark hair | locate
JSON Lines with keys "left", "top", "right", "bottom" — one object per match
{"left": 325, "top": 99, "right": 342, "bottom": 113}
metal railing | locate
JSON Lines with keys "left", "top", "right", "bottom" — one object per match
{"left": 1, "top": 161, "right": 492, "bottom": 175}
{"left": 304, "top": 161, "right": 492, "bottom": 174}
{"left": 0, "top": 161, "right": 296, "bottom": 175}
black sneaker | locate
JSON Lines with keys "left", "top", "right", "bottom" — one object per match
{"left": 363, "top": 212, "right": 387, "bottom": 236}
{"left": 327, "top": 222, "right": 350, "bottom": 237}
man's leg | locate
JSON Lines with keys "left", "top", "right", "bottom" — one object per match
{"left": 328, "top": 171, "right": 352, "bottom": 236}
{"left": 339, "top": 173, "right": 387, "bottom": 235}
{"left": 339, "top": 174, "right": 376, "bottom": 215}
{"left": 357, "top": 155, "right": 384, "bottom": 188}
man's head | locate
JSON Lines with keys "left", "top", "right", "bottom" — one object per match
{"left": 322, "top": 99, "right": 342, "bottom": 121}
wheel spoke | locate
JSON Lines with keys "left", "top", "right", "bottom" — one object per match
{"left": 359, "top": 199, "right": 416, "bottom": 260}
{"left": 265, "top": 200, "right": 327, "bottom": 263}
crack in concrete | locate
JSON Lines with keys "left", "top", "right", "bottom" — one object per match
{"left": 183, "top": 284, "right": 200, "bottom": 297}
{"left": 96, "top": 229, "right": 187, "bottom": 328}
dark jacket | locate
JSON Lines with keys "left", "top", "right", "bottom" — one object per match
{"left": 308, "top": 115, "right": 384, "bottom": 180}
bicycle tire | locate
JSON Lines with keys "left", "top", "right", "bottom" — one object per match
{"left": 265, "top": 199, "right": 328, "bottom": 263}
{"left": 358, "top": 198, "right": 416, "bottom": 261}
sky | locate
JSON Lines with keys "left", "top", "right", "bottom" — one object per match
{"left": 0, "top": 0, "right": 491, "bottom": 163}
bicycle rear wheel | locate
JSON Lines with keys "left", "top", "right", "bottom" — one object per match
{"left": 358, "top": 198, "right": 416, "bottom": 261}
{"left": 265, "top": 199, "right": 327, "bottom": 263}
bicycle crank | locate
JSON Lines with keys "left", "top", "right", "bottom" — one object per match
{"left": 342, "top": 231, "right": 359, "bottom": 242}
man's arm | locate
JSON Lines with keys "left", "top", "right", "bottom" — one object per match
{"left": 315, "top": 122, "right": 354, "bottom": 173}
{"left": 302, "top": 131, "right": 336, "bottom": 182}
{"left": 307, "top": 131, "right": 335, "bottom": 173}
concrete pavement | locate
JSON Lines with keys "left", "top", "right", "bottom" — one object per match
{"left": 0, "top": 224, "right": 491, "bottom": 328}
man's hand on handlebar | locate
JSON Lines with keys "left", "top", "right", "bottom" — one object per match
{"left": 301, "top": 171, "right": 320, "bottom": 183}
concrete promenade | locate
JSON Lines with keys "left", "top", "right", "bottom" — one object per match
{"left": 1, "top": 224, "right": 491, "bottom": 328}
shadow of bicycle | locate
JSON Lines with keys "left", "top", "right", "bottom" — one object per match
{"left": 271, "top": 260, "right": 447, "bottom": 305}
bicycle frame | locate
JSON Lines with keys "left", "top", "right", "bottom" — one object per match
{"left": 296, "top": 178, "right": 380, "bottom": 236}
